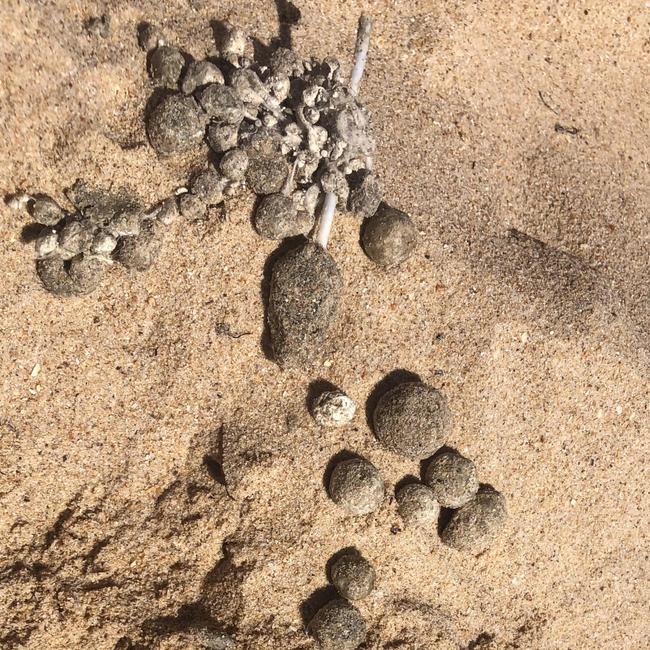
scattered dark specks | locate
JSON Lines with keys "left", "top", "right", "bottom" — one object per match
{"left": 554, "top": 123, "right": 580, "bottom": 135}
{"left": 215, "top": 322, "right": 251, "bottom": 339}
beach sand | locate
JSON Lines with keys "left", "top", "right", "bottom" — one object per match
{"left": 1, "top": 1, "right": 648, "bottom": 648}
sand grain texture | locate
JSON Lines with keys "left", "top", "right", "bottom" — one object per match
{"left": 1, "top": 1, "right": 649, "bottom": 648}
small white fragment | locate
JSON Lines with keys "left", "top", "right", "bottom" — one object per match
{"left": 311, "top": 390, "right": 356, "bottom": 427}
{"left": 31, "top": 363, "right": 41, "bottom": 378}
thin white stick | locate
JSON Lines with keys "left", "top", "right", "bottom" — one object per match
{"left": 314, "top": 15, "right": 372, "bottom": 248}
{"left": 349, "top": 15, "right": 373, "bottom": 97}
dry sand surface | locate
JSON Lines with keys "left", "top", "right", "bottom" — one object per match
{"left": 1, "top": 1, "right": 649, "bottom": 648}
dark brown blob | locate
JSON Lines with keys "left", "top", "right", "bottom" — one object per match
{"left": 372, "top": 382, "right": 451, "bottom": 458}
{"left": 267, "top": 242, "right": 342, "bottom": 367}
{"left": 361, "top": 202, "right": 417, "bottom": 267}
{"left": 254, "top": 194, "right": 313, "bottom": 239}
{"left": 146, "top": 94, "right": 206, "bottom": 155}
{"left": 113, "top": 220, "right": 163, "bottom": 271}
{"left": 441, "top": 487, "right": 507, "bottom": 553}
{"left": 308, "top": 599, "right": 366, "bottom": 650}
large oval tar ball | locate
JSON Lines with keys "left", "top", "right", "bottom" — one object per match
{"left": 372, "top": 382, "right": 451, "bottom": 459}
{"left": 328, "top": 458, "right": 384, "bottom": 516}
{"left": 308, "top": 599, "right": 366, "bottom": 650}
{"left": 425, "top": 451, "right": 479, "bottom": 508}
{"left": 361, "top": 202, "right": 417, "bottom": 267}
{"left": 330, "top": 552, "right": 375, "bottom": 601}
{"left": 254, "top": 194, "right": 313, "bottom": 239}
{"left": 441, "top": 487, "right": 507, "bottom": 553}
{"left": 267, "top": 242, "right": 341, "bottom": 367}
{"left": 146, "top": 94, "right": 206, "bottom": 155}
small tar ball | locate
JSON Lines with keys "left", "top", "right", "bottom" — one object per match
{"left": 34, "top": 229, "right": 59, "bottom": 258}
{"left": 30, "top": 196, "right": 64, "bottom": 226}
{"left": 114, "top": 221, "right": 163, "bottom": 271}
{"left": 308, "top": 599, "right": 366, "bottom": 650}
{"left": 361, "top": 203, "right": 417, "bottom": 268}
{"left": 138, "top": 22, "right": 165, "bottom": 52}
{"left": 348, "top": 170, "right": 381, "bottom": 219}
{"left": 68, "top": 253, "right": 107, "bottom": 295}
{"left": 220, "top": 149, "right": 248, "bottom": 181}
{"left": 425, "top": 452, "right": 479, "bottom": 508}
{"left": 36, "top": 256, "right": 75, "bottom": 296}
{"left": 441, "top": 487, "right": 507, "bottom": 553}
{"left": 268, "top": 242, "right": 341, "bottom": 367}
{"left": 254, "top": 194, "right": 313, "bottom": 239}
{"left": 207, "top": 122, "right": 239, "bottom": 153}
{"left": 330, "top": 552, "right": 375, "bottom": 601}
{"left": 181, "top": 60, "right": 224, "bottom": 95}
{"left": 372, "top": 382, "right": 451, "bottom": 459}
{"left": 329, "top": 458, "right": 384, "bottom": 516}
{"left": 246, "top": 150, "right": 290, "bottom": 195}
{"left": 149, "top": 46, "right": 185, "bottom": 89}
{"left": 197, "top": 84, "right": 244, "bottom": 124}
{"left": 395, "top": 483, "right": 440, "bottom": 527}
{"left": 179, "top": 192, "right": 207, "bottom": 220}
{"left": 311, "top": 390, "right": 356, "bottom": 427}
{"left": 58, "top": 219, "right": 94, "bottom": 260}
{"left": 146, "top": 94, "right": 206, "bottom": 155}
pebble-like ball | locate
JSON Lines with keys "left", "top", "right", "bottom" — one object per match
{"left": 308, "top": 599, "right": 366, "bottom": 650}
{"left": 113, "top": 221, "right": 163, "bottom": 271}
{"left": 148, "top": 46, "right": 185, "bottom": 88}
{"left": 68, "top": 254, "right": 107, "bottom": 295}
{"left": 372, "top": 382, "right": 451, "bottom": 459}
{"left": 311, "top": 390, "right": 356, "bottom": 427}
{"left": 395, "top": 483, "right": 440, "bottom": 527}
{"left": 219, "top": 149, "right": 249, "bottom": 181}
{"left": 361, "top": 202, "right": 417, "bottom": 267}
{"left": 424, "top": 451, "right": 479, "bottom": 508}
{"left": 441, "top": 487, "right": 507, "bottom": 553}
{"left": 146, "top": 95, "right": 206, "bottom": 155}
{"left": 348, "top": 170, "right": 381, "bottom": 219}
{"left": 254, "top": 194, "right": 313, "bottom": 239}
{"left": 328, "top": 458, "right": 384, "bottom": 516}
{"left": 330, "top": 552, "right": 376, "bottom": 601}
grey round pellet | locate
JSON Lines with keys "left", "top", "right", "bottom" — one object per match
{"left": 181, "top": 60, "right": 224, "bottom": 94}
{"left": 31, "top": 196, "right": 64, "bottom": 226}
{"left": 207, "top": 122, "right": 239, "bottom": 153}
{"left": 113, "top": 220, "right": 163, "bottom": 271}
{"left": 68, "top": 253, "right": 107, "bottom": 295}
{"left": 329, "top": 458, "right": 384, "bottom": 516}
{"left": 395, "top": 483, "right": 440, "bottom": 527}
{"left": 441, "top": 487, "right": 507, "bottom": 553}
{"left": 348, "top": 170, "right": 381, "bottom": 219}
{"left": 361, "top": 203, "right": 417, "bottom": 267}
{"left": 308, "top": 599, "right": 366, "bottom": 650}
{"left": 146, "top": 94, "right": 206, "bottom": 155}
{"left": 149, "top": 46, "right": 185, "bottom": 89}
{"left": 330, "top": 552, "right": 375, "bottom": 601}
{"left": 36, "top": 256, "right": 75, "bottom": 296}
{"left": 372, "top": 382, "right": 451, "bottom": 459}
{"left": 219, "top": 149, "right": 248, "bottom": 181}
{"left": 424, "top": 451, "right": 479, "bottom": 508}
{"left": 197, "top": 84, "right": 244, "bottom": 124}
{"left": 254, "top": 194, "right": 313, "bottom": 239}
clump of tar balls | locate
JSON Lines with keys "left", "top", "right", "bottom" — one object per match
{"left": 140, "top": 20, "right": 416, "bottom": 262}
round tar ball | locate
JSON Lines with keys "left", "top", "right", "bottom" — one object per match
{"left": 361, "top": 203, "right": 417, "bottom": 267}
{"left": 441, "top": 487, "right": 507, "bottom": 553}
{"left": 395, "top": 483, "right": 440, "bottom": 527}
{"left": 149, "top": 46, "right": 185, "bottom": 89}
{"left": 372, "top": 382, "right": 451, "bottom": 459}
{"left": 68, "top": 253, "right": 107, "bottom": 295}
{"left": 330, "top": 552, "right": 375, "bottom": 601}
{"left": 254, "top": 194, "right": 313, "bottom": 239}
{"left": 329, "top": 458, "right": 384, "bottom": 516}
{"left": 219, "top": 148, "right": 248, "bottom": 181}
{"left": 146, "top": 94, "right": 206, "bottom": 155}
{"left": 308, "top": 599, "right": 366, "bottom": 650}
{"left": 425, "top": 451, "right": 479, "bottom": 508}
{"left": 311, "top": 390, "right": 356, "bottom": 427}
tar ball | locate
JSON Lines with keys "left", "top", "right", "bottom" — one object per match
{"left": 361, "top": 202, "right": 417, "bottom": 267}
{"left": 372, "top": 382, "right": 451, "bottom": 459}
{"left": 148, "top": 46, "right": 185, "bottom": 89}
{"left": 138, "top": 22, "right": 165, "bottom": 52}
{"left": 30, "top": 196, "right": 65, "bottom": 226}
{"left": 179, "top": 192, "right": 207, "bottom": 220}
{"left": 219, "top": 149, "right": 249, "bottom": 181}
{"left": 267, "top": 242, "right": 341, "bottom": 367}
{"left": 181, "top": 60, "right": 224, "bottom": 95}
{"left": 207, "top": 122, "right": 239, "bottom": 153}
{"left": 330, "top": 552, "right": 375, "bottom": 601}
{"left": 197, "top": 84, "right": 244, "bottom": 124}
{"left": 395, "top": 483, "right": 440, "bottom": 527}
{"left": 311, "top": 390, "right": 356, "bottom": 427}
{"left": 113, "top": 220, "right": 163, "bottom": 271}
{"left": 254, "top": 194, "right": 313, "bottom": 239}
{"left": 146, "top": 94, "right": 206, "bottom": 155}
{"left": 36, "top": 256, "right": 75, "bottom": 296}
{"left": 246, "top": 149, "right": 290, "bottom": 195}
{"left": 58, "top": 219, "right": 94, "bottom": 260}
{"left": 308, "top": 599, "right": 366, "bottom": 650}
{"left": 328, "top": 458, "right": 384, "bottom": 516}
{"left": 348, "top": 170, "right": 381, "bottom": 219}
{"left": 34, "top": 229, "right": 59, "bottom": 258}
{"left": 441, "top": 487, "right": 507, "bottom": 553}
{"left": 424, "top": 451, "right": 479, "bottom": 508}
{"left": 68, "top": 253, "right": 107, "bottom": 295}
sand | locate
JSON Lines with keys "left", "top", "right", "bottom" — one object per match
{"left": 1, "top": 1, "right": 649, "bottom": 648}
